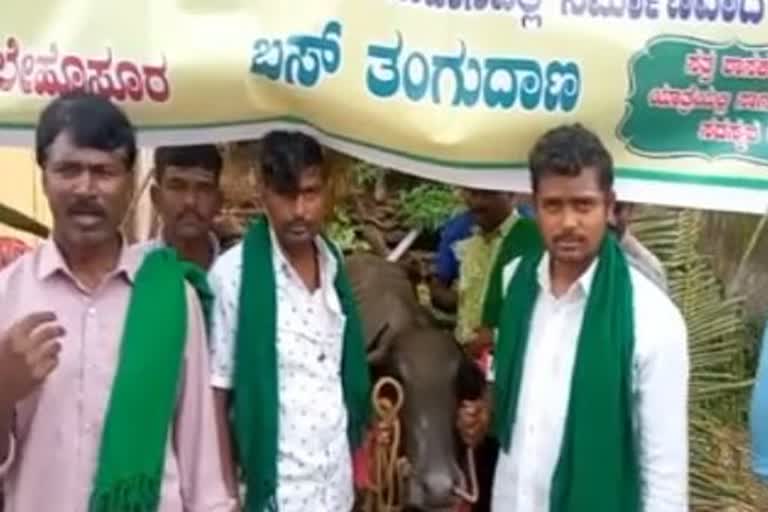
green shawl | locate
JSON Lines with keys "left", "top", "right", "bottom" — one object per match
{"left": 493, "top": 234, "right": 640, "bottom": 512}
{"left": 481, "top": 217, "right": 542, "bottom": 330}
{"left": 232, "top": 216, "right": 371, "bottom": 512}
{"left": 88, "top": 248, "right": 213, "bottom": 512}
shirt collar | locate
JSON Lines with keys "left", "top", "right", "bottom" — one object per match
{"left": 268, "top": 226, "right": 338, "bottom": 289}
{"left": 472, "top": 212, "right": 519, "bottom": 241}
{"left": 537, "top": 251, "right": 599, "bottom": 300}
{"left": 36, "top": 236, "right": 142, "bottom": 284}
{"left": 156, "top": 231, "right": 221, "bottom": 260}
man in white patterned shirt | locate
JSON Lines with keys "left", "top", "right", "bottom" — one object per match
{"left": 208, "top": 132, "right": 364, "bottom": 512}
{"left": 457, "top": 124, "right": 689, "bottom": 512}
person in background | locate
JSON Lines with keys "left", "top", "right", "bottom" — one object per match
{"left": 428, "top": 188, "right": 520, "bottom": 512}
{"left": 611, "top": 201, "right": 668, "bottom": 291}
{"left": 0, "top": 92, "right": 235, "bottom": 512}
{"left": 458, "top": 123, "right": 689, "bottom": 512}
{"left": 432, "top": 198, "right": 534, "bottom": 308}
{"left": 150, "top": 144, "right": 223, "bottom": 270}
{"left": 430, "top": 190, "right": 518, "bottom": 353}
{"left": 208, "top": 131, "right": 370, "bottom": 512}
{"left": 751, "top": 321, "right": 768, "bottom": 482}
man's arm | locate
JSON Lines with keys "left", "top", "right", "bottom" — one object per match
{"left": 174, "top": 287, "right": 237, "bottom": 511}
{"left": 213, "top": 389, "right": 240, "bottom": 498}
{"left": 429, "top": 277, "right": 458, "bottom": 312}
{"left": 637, "top": 306, "right": 689, "bottom": 512}
{"left": 0, "top": 312, "right": 64, "bottom": 476}
{"left": 751, "top": 323, "right": 768, "bottom": 482}
{"left": 208, "top": 262, "right": 240, "bottom": 501}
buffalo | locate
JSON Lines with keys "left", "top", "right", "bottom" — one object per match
{"left": 347, "top": 254, "right": 487, "bottom": 512}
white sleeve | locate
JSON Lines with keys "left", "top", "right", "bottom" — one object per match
{"left": 637, "top": 305, "right": 689, "bottom": 512}
{"left": 208, "top": 262, "right": 238, "bottom": 390}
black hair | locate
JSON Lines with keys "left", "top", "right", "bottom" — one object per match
{"left": 154, "top": 144, "right": 223, "bottom": 182}
{"left": 528, "top": 123, "right": 613, "bottom": 193}
{"left": 260, "top": 131, "right": 325, "bottom": 194}
{"left": 35, "top": 91, "right": 137, "bottom": 169}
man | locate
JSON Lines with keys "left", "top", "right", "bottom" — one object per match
{"left": 458, "top": 124, "right": 689, "bottom": 511}
{"left": 0, "top": 92, "right": 235, "bottom": 511}
{"left": 751, "top": 321, "right": 768, "bottom": 482}
{"left": 433, "top": 197, "right": 534, "bottom": 310}
{"left": 430, "top": 189, "right": 518, "bottom": 354}
{"left": 150, "top": 144, "right": 223, "bottom": 270}
{"left": 611, "top": 201, "right": 668, "bottom": 291}
{"left": 209, "top": 131, "right": 370, "bottom": 512}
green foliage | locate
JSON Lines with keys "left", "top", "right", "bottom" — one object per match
{"left": 349, "top": 161, "right": 381, "bottom": 190}
{"left": 326, "top": 207, "right": 370, "bottom": 253}
{"left": 398, "top": 183, "right": 462, "bottom": 232}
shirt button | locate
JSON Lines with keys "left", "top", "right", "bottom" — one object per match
{"left": 87, "top": 307, "right": 96, "bottom": 317}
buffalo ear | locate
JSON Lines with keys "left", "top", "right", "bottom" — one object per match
{"left": 455, "top": 354, "right": 487, "bottom": 402}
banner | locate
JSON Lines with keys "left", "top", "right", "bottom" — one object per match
{"left": 0, "top": 1, "right": 766, "bottom": 213}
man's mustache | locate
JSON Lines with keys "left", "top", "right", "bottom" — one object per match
{"left": 553, "top": 232, "right": 585, "bottom": 244}
{"left": 67, "top": 201, "right": 105, "bottom": 217}
{"left": 286, "top": 220, "right": 310, "bottom": 231}
{"left": 177, "top": 210, "right": 203, "bottom": 222}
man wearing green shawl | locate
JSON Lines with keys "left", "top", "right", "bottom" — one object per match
{"left": 458, "top": 124, "right": 689, "bottom": 512}
{"left": 0, "top": 93, "right": 235, "bottom": 512}
{"left": 209, "top": 131, "right": 370, "bottom": 512}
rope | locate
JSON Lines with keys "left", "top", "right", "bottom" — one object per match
{"left": 369, "top": 376, "right": 405, "bottom": 512}
{"left": 366, "top": 376, "right": 480, "bottom": 512}
{"left": 452, "top": 447, "right": 479, "bottom": 505}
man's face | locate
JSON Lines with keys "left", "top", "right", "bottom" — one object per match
{"left": 262, "top": 166, "right": 327, "bottom": 251}
{"left": 462, "top": 189, "right": 513, "bottom": 232}
{"left": 42, "top": 131, "right": 133, "bottom": 249}
{"left": 534, "top": 167, "right": 613, "bottom": 266}
{"left": 151, "top": 166, "right": 222, "bottom": 240}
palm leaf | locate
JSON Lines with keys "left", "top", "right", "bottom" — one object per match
{"left": 633, "top": 208, "right": 759, "bottom": 510}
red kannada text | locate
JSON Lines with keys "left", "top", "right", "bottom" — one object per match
{"left": 720, "top": 55, "right": 768, "bottom": 79}
{"left": 648, "top": 84, "right": 732, "bottom": 115}
{"left": 0, "top": 37, "right": 170, "bottom": 102}
{"left": 697, "top": 117, "right": 763, "bottom": 152}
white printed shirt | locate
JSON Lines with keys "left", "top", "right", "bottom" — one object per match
{"left": 208, "top": 230, "right": 353, "bottom": 512}
{"left": 491, "top": 253, "right": 689, "bottom": 512}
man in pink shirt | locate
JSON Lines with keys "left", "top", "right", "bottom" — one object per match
{"left": 0, "top": 92, "right": 236, "bottom": 512}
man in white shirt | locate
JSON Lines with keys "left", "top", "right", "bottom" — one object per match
{"left": 611, "top": 201, "right": 668, "bottom": 292}
{"left": 207, "top": 131, "right": 369, "bottom": 512}
{"left": 457, "top": 123, "right": 689, "bottom": 512}
{"left": 149, "top": 145, "right": 223, "bottom": 270}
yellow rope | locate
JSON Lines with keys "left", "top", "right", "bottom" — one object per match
{"left": 369, "top": 376, "right": 405, "bottom": 512}
{"left": 366, "top": 376, "right": 480, "bottom": 512}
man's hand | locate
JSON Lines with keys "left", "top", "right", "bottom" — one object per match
{"left": 465, "top": 327, "right": 493, "bottom": 359}
{"left": 456, "top": 398, "right": 490, "bottom": 448}
{"left": 0, "top": 312, "right": 64, "bottom": 408}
